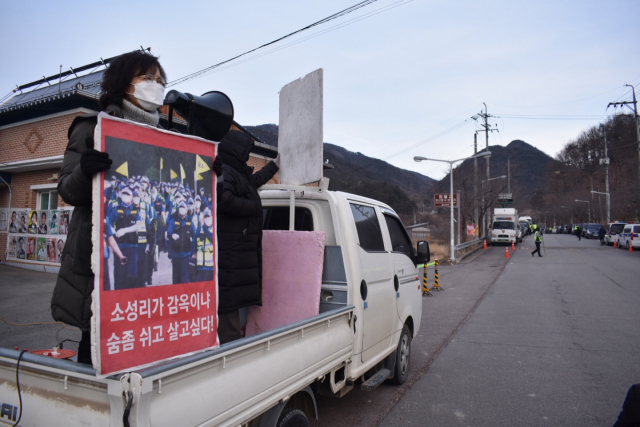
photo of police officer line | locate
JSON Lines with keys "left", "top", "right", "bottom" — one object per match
{"left": 101, "top": 136, "right": 215, "bottom": 291}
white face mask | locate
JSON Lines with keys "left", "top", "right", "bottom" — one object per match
{"left": 133, "top": 196, "right": 140, "bottom": 205}
{"left": 205, "top": 217, "right": 213, "bottom": 227}
{"left": 121, "top": 194, "right": 132, "bottom": 205}
{"left": 195, "top": 201, "right": 201, "bottom": 209}
{"left": 129, "top": 81, "right": 164, "bottom": 111}
{"left": 179, "top": 207, "right": 187, "bottom": 216}
{"left": 151, "top": 190, "right": 158, "bottom": 198}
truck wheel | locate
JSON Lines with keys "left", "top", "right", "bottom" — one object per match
{"left": 390, "top": 325, "right": 411, "bottom": 385}
{"left": 276, "top": 408, "right": 309, "bottom": 427}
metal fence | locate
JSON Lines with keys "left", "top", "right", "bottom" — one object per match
{"left": 454, "top": 237, "right": 485, "bottom": 256}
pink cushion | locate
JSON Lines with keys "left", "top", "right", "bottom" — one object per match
{"left": 246, "top": 231, "right": 325, "bottom": 336}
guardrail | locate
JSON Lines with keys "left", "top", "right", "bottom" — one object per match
{"left": 454, "top": 237, "right": 486, "bottom": 254}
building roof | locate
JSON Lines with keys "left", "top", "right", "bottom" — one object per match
{"left": 0, "top": 70, "right": 103, "bottom": 127}
{"left": 1, "top": 70, "right": 104, "bottom": 113}
{"left": 0, "top": 55, "right": 278, "bottom": 157}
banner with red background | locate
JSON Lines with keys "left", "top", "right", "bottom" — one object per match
{"left": 92, "top": 113, "right": 218, "bottom": 377}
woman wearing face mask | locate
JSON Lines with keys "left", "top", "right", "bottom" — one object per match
{"left": 51, "top": 50, "right": 167, "bottom": 365}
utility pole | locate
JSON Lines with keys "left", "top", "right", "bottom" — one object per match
{"left": 507, "top": 156, "right": 511, "bottom": 193}
{"left": 457, "top": 190, "right": 461, "bottom": 246}
{"left": 471, "top": 103, "right": 497, "bottom": 235}
{"left": 602, "top": 124, "right": 611, "bottom": 223}
{"left": 608, "top": 84, "right": 640, "bottom": 207}
{"left": 474, "top": 133, "right": 478, "bottom": 235}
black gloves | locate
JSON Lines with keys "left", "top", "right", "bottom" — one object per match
{"left": 81, "top": 146, "right": 112, "bottom": 179}
{"left": 213, "top": 155, "right": 223, "bottom": 177}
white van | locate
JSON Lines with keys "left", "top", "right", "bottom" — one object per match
{"left": 604, "top": 221, "right": 626, "bottom": 245}
{"left": 618, "top": 223, "right": 640, "bottom": 250}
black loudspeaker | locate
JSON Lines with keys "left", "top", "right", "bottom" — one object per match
{"left": 164, "top": 90, "right": 234, "bottom": 141}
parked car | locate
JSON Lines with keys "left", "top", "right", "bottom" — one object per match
{"left": 604, "top": 222, "right": 627, "bottom": 245}
{"left": 584, "top": 223, "right": 602, "bottom": 239}
{"left": 618, "top": 223, "right": 640, "bottom": 250}
{"left": 519, "top": 223, "right": 528, "bottom": 240}
{"left": 580, "top": 223, "right": 588, "bottom": 237}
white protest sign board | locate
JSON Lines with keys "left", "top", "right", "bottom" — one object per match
{"left": 278, "top": 69, "right": 323, "bottom": 185}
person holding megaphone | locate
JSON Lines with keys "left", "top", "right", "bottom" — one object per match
{"left": 51, "top": 50, "right": 169, "bottom": 365}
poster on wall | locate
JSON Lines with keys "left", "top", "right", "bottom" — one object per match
{"left": 4, "top": 208, "right": 73, "bottom": 265}
{"left": 26, "top": 236, "right": 36, "bottom": 260}
{"left": 36, "top": 237, "right": 46, "bottom": 261}
{"left": 28, "top": 211, "right": 38, "bottom": 234}
{"left": 59, "top": 210, "right": 70, "bottom": 235}
{"left": 37, "top": 211, "right": 49, "bottom": 234}
{"left": 7, "top": 235, "right": 17, "bottom": 258}
{"left": 0, "top": 208, "right": 8, "bottom": 232}
{"left": 16, "top": 236, "right": 26, "bottom": 259}
{"left": 56, "top": 237, "right": 65, "bottom": 263}
{"left": 49, "top": 210, "right": 59, "bottom": 234}
{"left": 92, "top": 113, "right": 219, "bottom": 378}
{"left": 14, "top": 210, "right": 28, "bottom": 233}
{"left": 46, "top": 238, "right": 57, "bottom": 262}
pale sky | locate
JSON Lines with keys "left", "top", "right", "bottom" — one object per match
{"left": 1, "top": 0, "right": 639, "bottom": 179}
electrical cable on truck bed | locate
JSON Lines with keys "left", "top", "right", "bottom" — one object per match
{"left": 0, "top": 317, "right": 79, "bottom": 331}
{"left": 11, "top": 350, "right": 26, "bottom": 427}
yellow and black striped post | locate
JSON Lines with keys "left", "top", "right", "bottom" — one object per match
{"left": 430, "top": 259, "right": 443, "bottom": 291}
{"left": 422, "top": 264, "right": 432, "bottom": 297}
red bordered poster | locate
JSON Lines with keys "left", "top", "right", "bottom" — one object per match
{"left": 92, "top": 113, "right": 218, "bottom": 377}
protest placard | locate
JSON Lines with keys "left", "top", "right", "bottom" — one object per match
{"left": 92, "top": 113, "right": 219, "bottom": 377}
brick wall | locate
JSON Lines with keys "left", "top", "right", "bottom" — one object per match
{"left": 248, "top": 155, "right": 279, "bottom": 185}
{"left": 0, "top": 111, "right": 88, "bottom": 164}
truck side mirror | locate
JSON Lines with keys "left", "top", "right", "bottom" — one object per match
{"left": 416, "top": 240, "right": 430, "bottom": 265}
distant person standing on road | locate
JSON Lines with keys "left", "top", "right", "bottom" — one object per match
{"left": 598, "top": 225, "right": 606, "bottom": 245}
{"left": 531, "top": 229, "right": 543, "bottom": 257}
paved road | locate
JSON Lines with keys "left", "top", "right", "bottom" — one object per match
{"left": 0, "top": 265, "right": 80, "bottom": 353}
{"left": 1, "top": 233, "right": 637, "bottom": 426}
{"left": 313, "top": 242, "right": 511, "bottom": 426}
{"left": 380, "top": 233, "right": 639, "bottom": 427}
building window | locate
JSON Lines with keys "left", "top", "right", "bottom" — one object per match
{"left": 38, "top": 190, "right": 58, "bottom": 210}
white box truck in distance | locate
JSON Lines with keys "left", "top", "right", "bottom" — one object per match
{"left": 491, "top": 208, "right": 519, "bottom": 245}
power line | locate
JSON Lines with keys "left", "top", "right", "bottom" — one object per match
{"left": 167, "top": 0, "right": 383, "bottom": 87}
{"left": 494, "top": 114, "right": 603, "bottom": 121}
{"left": 178, "top": 0, "right": 413, "bottom": 80}
{"left": 383, "top": 119, "right": 471, "bottom": 160}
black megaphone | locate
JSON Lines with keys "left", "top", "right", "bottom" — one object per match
{"left": 164, "top": 90, "right": 234, "bottom": 141}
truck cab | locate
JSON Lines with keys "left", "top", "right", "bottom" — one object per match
{"left": 260, "top": 184, "right": 425, "bottom": 381}
{"left": 491, "top": 208, "right": 519, "bottom": 245}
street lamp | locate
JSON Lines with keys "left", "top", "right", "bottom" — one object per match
{"left": 415, "top": 151, "right": 491, "bottom": 261}
{"left": 481, "top": 175, "right": 507, "bottom": 238}
{"left": 590, "top": 190, "right": 610, "bottom": 223}
{"left": 575, "top": 199, "right": 590, "bottom": 223}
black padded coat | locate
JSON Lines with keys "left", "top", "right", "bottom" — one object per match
{"left": 51, "top": 106, "right": 123, "bottom": 329}
{"left": 217, "top": 130, "right": 278, "bottom": 313}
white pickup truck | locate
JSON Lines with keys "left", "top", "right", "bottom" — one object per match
{"left": 0, "top": 182, "right": 429, "bottom": 427}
